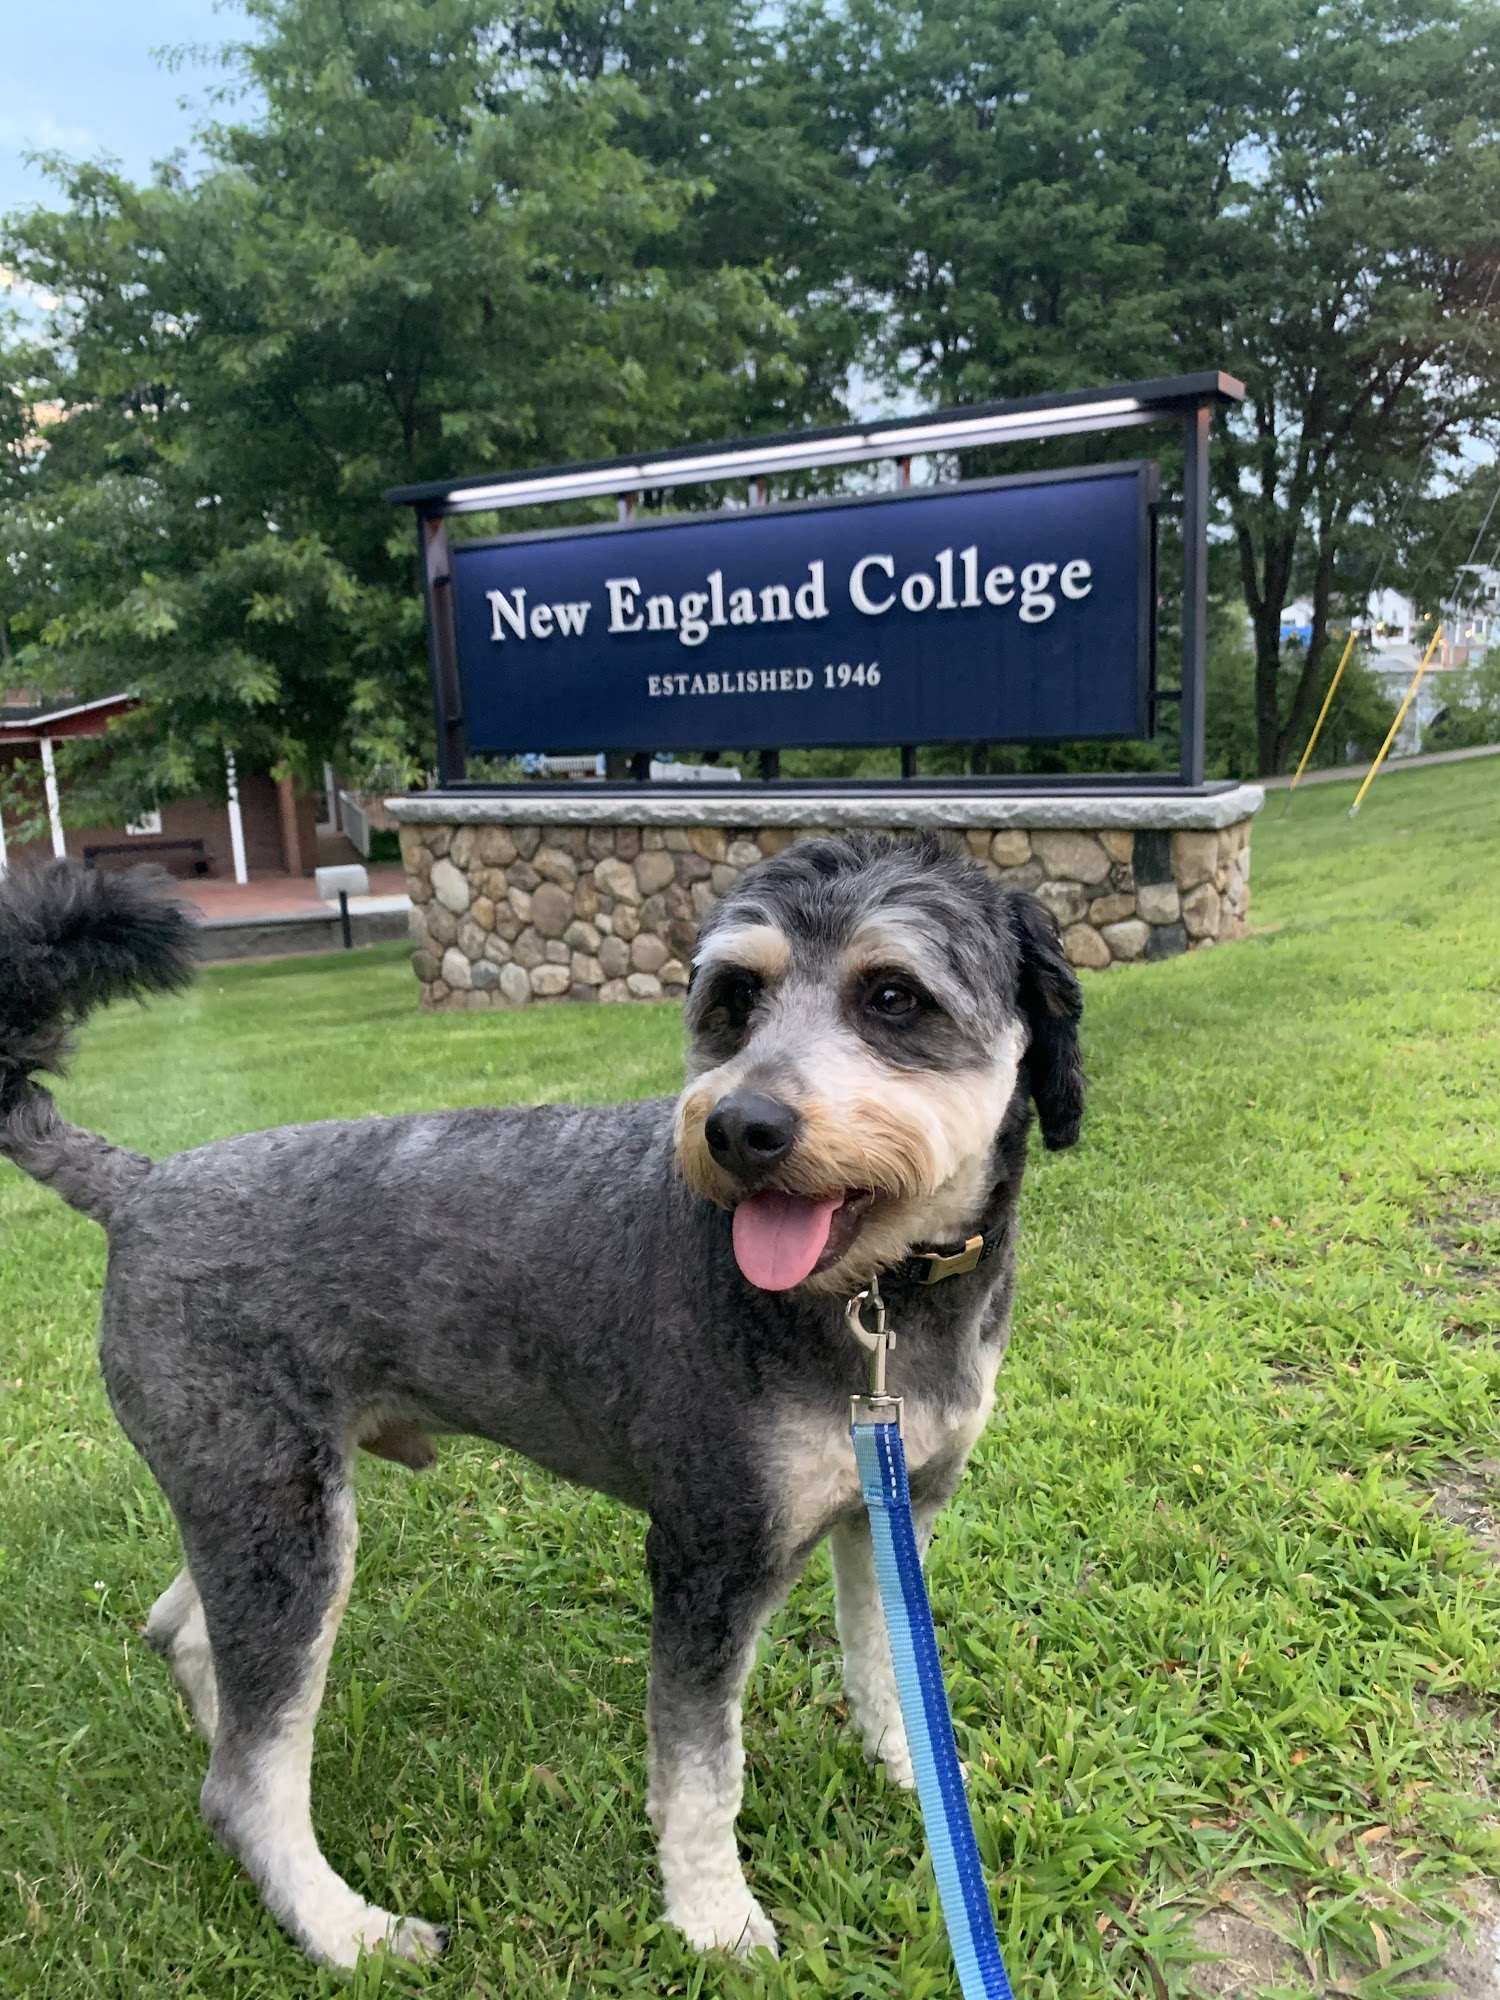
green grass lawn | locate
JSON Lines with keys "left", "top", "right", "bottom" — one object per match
{"left": 2, "top": 761, "right": 1498, "bottom": 1999}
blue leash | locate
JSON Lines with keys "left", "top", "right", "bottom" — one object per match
{"left": 847, "top": 1280, "right": 1015, "bottom": 2000}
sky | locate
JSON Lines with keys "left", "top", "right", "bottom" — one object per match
{"left": 0, "top": 0, "right": 250, "bottom": 220}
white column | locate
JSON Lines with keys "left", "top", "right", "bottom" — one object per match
{"left": 225, "top": 750, "right": 249, "bottom": 885}
{"left": 39, "top": 736, "right": 66, "bottom": 859}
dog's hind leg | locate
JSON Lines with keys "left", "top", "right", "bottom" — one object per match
{"left": 183, "top": 1461, "right": 446, "bottom": 1971}
{"left": 144, "top": 1567, "right": 219, "bottom": 1743}
{"left": 645, "top": 1525, "right": 781, "bottom": 1958}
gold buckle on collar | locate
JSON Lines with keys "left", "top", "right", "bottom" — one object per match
{"left": 913, "top": 1234, "right": 985, "bottom": 1284}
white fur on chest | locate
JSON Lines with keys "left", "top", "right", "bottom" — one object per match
{"left": 769, "top": 1340, "right": 1003, "bottom": 1557}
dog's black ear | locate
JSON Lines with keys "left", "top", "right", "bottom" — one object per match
{"left": 1008, "top": 891, "right": 1085, "bottom": 1150}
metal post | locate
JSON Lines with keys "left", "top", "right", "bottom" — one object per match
{"left": 752, "top": 468, "right": 776, "bottom": 780}
{"left": 1289, "top": 628, "right": 1357, "bottom": 790}
{"left": 39, "top": 735, "right": 66, "bottom": 858}
{"left": 617, "top": 493, "right": 639, "bottom": 523}
{"left": 896, "top": 458, "right": 917, "bottom": 779}
{"left": 0, "top": 797, "right": 7, "bottom": 876}
{"left": 1350, "top": 624, "right": 1443, "bottom": 818}
{"left": 751, "top": 476, "right": 777, "bottom": 772}
{"left": 224, "top": 751, "right": 249, "bottom": 884}
{"left": 420, "top": 513, "right": 467, "bottom": 786}
{"left": 1179, "top": 404, "right": 1210, "bottom": 789}
{"left": 338, "top": 889, "right": 353, "bottom": 950}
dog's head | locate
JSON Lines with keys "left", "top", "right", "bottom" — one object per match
{"left": 674, "top": 832, "right": 1084, "bottom": 1292}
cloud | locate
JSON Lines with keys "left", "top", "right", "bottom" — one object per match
{"left": 0, "top": 108, "right": 102, "bottom": 161}
{"left": 0, "top": 266, "right": 60, "bottom": 311}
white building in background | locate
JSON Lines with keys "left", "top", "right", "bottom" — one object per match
{"left": 1365, "top": 588, "right": 1420, "bottom": 645}
{"left": 1444, "top": 565, "right": 1500, "bottom": 660}
{"left": 1278, "top": 583, "right": 1491, "bottom": 757}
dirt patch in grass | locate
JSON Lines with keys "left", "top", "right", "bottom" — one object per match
{"left": 1422, "top": 1185, "right": 1500, "bottom": 1294}
{"left": 1427, "top": 1460, "right": 1500, "bottom": 1562}
{"left": 1430, "top": 1881, "right": 1500, "bottom": 1999}
{"left": 1190, "top": 1907, "right": 1305, "bottom": 1996}
{"left": 1427, "top": 1686, "right": 1489, "bottom": 1726}
{"left": 1191, "top": 1881, "right": 1500, "bottom": 1998}
{"left": 1448, "top": 1319, "right": 1500, "bottom": 1347}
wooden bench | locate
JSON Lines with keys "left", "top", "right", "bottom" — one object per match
{"left": 83, "top": 838, "right": 213, "bottom": 879}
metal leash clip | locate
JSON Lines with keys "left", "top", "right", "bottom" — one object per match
{"left": 846, "top": 1274, "right": 903, "bottom": 1433}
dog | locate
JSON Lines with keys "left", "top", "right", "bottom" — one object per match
{"left": 0, "top": 834, "right": 1083, "bottom": 1970}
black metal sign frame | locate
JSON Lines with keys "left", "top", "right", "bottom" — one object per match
{"left": 389, "top": 369, "right": 1243, "bottom": 792}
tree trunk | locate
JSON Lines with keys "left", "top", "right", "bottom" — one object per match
{"left": 1274, "top": 637, "right": 1330, "bottom": 773}
{"left": 1272, "top": 538, "right": 1339, "bottom": 771}
{"left": 1237, "top": 511, "right": 1295, "bottom": 778}
{"left": 1251, "top": 607, "right": 1285, "bottom": 775}
{"left": 276, "top": 771, "right": 304, "bottom": 877}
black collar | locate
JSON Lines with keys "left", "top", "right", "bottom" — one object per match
{"left": 883, "top": 1230, "right": 999, "bottom": 1288}
{"left": 881, "top": 1176, "right": 1012, "bottom": 1288}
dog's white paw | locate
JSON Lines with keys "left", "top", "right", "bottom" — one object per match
{"left": 309, "top": 1904, "right": 449, "bottom": 1971}
{"left": 878, "top": 1735, "right": 916, "bottom": 1791}
{"left": 856, "top": 1716, "right": 915, "bottom": 1790}
{"left": 669, "top": 1891, "right": 779, "bottom": 1958}
{"left": 388, "top": 1915, "right": 449, "bottom": 1964}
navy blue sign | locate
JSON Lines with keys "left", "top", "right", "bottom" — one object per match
{"left": 448, "top": 462, "right": 1158, "bottom": 753}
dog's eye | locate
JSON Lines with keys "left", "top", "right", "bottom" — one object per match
{"left": 719, "top": 972, "right": 760, "bottom": 1029}
{"left": 866, "top": 978, "right": 925, "bottom": 1020}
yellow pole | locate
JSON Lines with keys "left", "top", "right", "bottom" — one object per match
{"left": 1290, "top": 626, "right": 1358, "bottom": 790}
{"left": 1348, "top": 624, "right": 1442, "bottom": 818}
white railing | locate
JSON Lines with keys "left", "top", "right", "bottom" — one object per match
{"left": 338, "top": 791, "right": 371, "bottom": 857}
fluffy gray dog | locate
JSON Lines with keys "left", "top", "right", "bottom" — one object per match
{"left": 0, "top": 836, "right": 1083, "bottom": 1970}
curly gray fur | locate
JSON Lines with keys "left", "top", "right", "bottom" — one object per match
{"left": 0, "top": 861, "right": 198, "bottom": 1222}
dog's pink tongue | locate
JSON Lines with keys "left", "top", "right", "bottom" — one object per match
{"left": 733, "top": 1191, "right": 841, "bottom": 1291}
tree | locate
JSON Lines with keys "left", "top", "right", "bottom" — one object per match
{"left": 0, "top": 0, "right": 838, "bottom": 820}
{"left": 815, "top": 0, "right": 1500, "bottom": 772}
{"left": 1426, "top": 647, "right": 1500, "bottom": 745}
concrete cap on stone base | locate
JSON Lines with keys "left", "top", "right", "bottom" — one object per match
{"left": 386, "top": 784, "right": 1265, "bottom": 833}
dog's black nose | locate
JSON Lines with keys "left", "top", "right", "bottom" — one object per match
{"left": 704, "top": 1092, "right": 799, "bottom": 1182}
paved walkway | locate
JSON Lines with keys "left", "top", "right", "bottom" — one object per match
{"left": 1261, "top": 741, "right": 1500, "bottom": 789}
{"left": 179, "top": 867, "right": 410, "bottom": 923}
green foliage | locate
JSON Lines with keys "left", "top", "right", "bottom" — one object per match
{"left": 1202, "top": 617, "right": 1262, "bottom": 783}
{"left": 7, "top": 0, "right": 1500, "bottom": 796}
{"left": 816, "top": 0, "right": 1500, "bottom": 773}
{"left": 1305, "top": 648, "right": 1403, "bottom": 768}
{"left": 1428, "top": 646, "right": 1500, "bottom": 748}
{"left": 1393, "top": 455, "right": 1500, "bottom": 621}
{"left": 0, "top": 0, "right": 839, "bottom": 821}
{"left": 1209, "top": 623, "right": 1401, "bottom": 781}
{"left": 1, "top": 760, "right": 1498, "bottom": 1994}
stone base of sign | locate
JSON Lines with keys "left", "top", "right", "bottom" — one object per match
{"left": 386, "top": 786, "right": 1264, "bottom": 1010}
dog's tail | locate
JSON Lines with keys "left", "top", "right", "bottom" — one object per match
{"left": 0, "top": 861, "right": 198, "bottom": 1225}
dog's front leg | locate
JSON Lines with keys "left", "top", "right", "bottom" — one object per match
{"left": 645, "top": 1528, "right": 779, "bottom": 1958}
